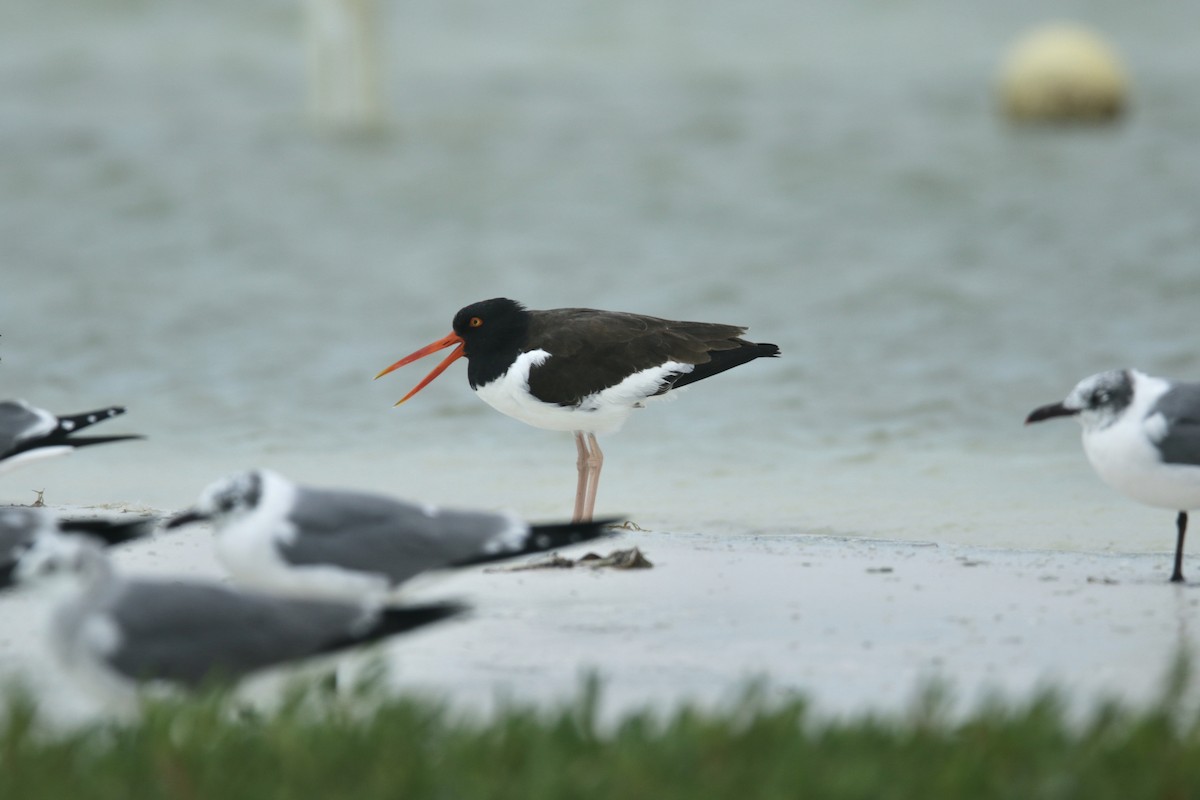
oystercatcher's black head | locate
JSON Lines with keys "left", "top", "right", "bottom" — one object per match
{"left": 375, "top": 298, "right": 531, "bottom": 405}
{"left": 451, "top": 298, "right": 529, "bottom": 358}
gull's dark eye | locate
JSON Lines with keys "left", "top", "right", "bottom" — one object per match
{"left": 469, "top": 316, "right": 483, "bottom": 328}
{"left": 1093, "top": 390, "right": 1110, "bottom": 405}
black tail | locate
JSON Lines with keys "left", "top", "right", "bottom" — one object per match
{"left": 322, "top": 601, "right": 469, "bottom": 653}
{"left": 672, "top": 341, "right": 780, "bottom": 390}
{"left": 450, "top": 518, "right": 619, "bottom": 568}
{"left": 58, "top": 516, "right": 157, "bottom": 546}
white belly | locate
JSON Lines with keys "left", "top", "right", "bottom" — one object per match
{"left": 1083, "top": 422, "right": 1200, "bottom": 511}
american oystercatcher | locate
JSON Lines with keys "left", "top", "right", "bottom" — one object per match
{"left": 1026, "top": 368, "right": 1200, "bottom": 583}
{"left": 375, "top": 298, "right": 781, "bottom": 522}
{"left": 166, "top": 468, "right": 615, "bottom": 601}
{"left": 0, "top": 399, "right": 142, "bottom": 474}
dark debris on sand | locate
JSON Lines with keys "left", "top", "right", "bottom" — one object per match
{"left": 488, "top": 547, "right": 653, "bottom": 572}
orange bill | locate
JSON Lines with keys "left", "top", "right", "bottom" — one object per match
{"left": 375, "top": 332, "right": 465, "bottom": 406}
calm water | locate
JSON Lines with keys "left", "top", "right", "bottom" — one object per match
{"left": 3, "top": 0, "right": 1200, "bottom": 552}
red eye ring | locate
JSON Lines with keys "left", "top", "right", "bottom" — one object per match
{"left": 469, "top": 317, "right": 483, "bottom": 328}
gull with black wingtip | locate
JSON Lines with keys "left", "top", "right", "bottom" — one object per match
{"left": 1027, "top": 368, "right": 1200, "bottom": 583}
{"left": 375, "top": 298, "right": 780, "bottom": 522}
{"left": 166, "top": 468, "right": 614, "bottom": 601}
{"left": 15, "top": 534, "right": 465, "bottom": 706}
{"left": 0, "top": 399, "right": 142, "bottom": 474}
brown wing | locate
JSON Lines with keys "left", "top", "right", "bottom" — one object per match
{"left": 524, "top": 308, "right": 756, "bottom": 406}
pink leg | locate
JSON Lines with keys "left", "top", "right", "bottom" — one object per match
{"left": 573, "top": 432, "right": 590, "bottom": 523}
{"left": 581, "top": 433, "right": 603, "bottom": 523}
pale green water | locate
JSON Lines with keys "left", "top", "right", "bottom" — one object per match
{"left": 2, "top": 0, "right": 1200, "bottom": 552}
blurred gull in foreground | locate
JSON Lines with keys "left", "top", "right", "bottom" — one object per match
{"left": 167, "top": 469, "right": 614, "bottom": 601}
{"left": 15, "top": 534, "right": 466, "bottom": 707}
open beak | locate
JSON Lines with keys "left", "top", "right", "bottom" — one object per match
{"left": 165, "top": 509, "right": 210, "bottom": 529}
{"left": 374, "top": 332, "right": 465, "bottom": 406}
{"left": 1025, "top": 402, "right": 1076, "bottom": 424}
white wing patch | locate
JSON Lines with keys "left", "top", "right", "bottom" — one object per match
{"left": 480, "top": 514, "right": 530, "bottom": 555}
{"left": 475, "top": 350, "right": 693, "bottom": 434}
{"left": 585, "top": 360, "right": 693, "bottom": 412}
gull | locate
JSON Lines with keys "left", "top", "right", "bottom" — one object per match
{"left": 166, "top": 469, "right": 614, "bottom": 601}
{"left": 1027, "top": 368, "right": 1200, "bottom": 582}
{"left": 15, "top": 534, "right": 465, "bottom": 704}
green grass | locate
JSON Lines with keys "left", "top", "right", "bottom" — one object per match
{"left": 4, "top": 668, "right": 1200, "bottom": 800}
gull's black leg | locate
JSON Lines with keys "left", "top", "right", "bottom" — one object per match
{"left": 1171, "top": 511, "right": 1187, "bottom": 584}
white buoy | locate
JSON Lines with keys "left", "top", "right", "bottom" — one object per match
{"left": 997, "top": 23, "right": 1129, "bottom": 123}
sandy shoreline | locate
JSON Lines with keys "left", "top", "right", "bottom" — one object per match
{"left": 1, "top": 508, "right": 1195, "bottom": 726}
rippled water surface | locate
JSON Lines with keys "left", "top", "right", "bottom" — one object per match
{"left": 3, "top": 0, "right": 1200, "bottom": 552}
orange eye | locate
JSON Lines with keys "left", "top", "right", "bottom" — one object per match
{"left": 469, "top": 316, "right": 483, "bottom": 328}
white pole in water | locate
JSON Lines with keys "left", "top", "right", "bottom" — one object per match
{"left": 304, "top": 0, "right": 386, "bottom": 131}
